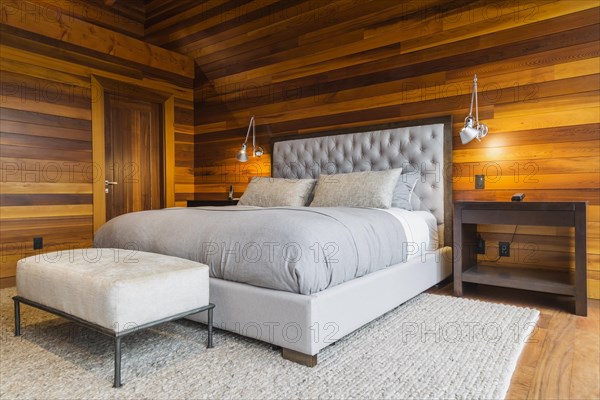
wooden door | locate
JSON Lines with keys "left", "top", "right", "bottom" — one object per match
{"left": 104, "top": 94, "right": 163, "bottom": 221}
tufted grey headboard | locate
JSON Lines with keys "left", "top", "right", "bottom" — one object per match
{"left": 271, "top": 117, "right": 452, "bottom": 246}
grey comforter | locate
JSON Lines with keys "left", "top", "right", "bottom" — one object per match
{"left": 94, "top": 206, "right": 408, "bottom": 294}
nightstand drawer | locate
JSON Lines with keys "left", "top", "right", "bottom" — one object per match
{"left": 461, "top": 209, "right": 575, "bottom": 226}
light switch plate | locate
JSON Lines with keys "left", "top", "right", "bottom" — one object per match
{"left": 33, "top": 237, "right": 43, "bottom": 250}
{"left": 475, "top": 175, "right": 485, "bottom": 189}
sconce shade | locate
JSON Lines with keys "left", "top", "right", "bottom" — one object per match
{"left": 460, "top": 116, "right": 488, "bottom": 144}
{"left": 236, "top": 116, "right": 262, "bottom": 162}
{"left": 460, "top": 126, "right": 480, "bottom": 144}
{"left": 236, "top": 143, "right": 248, "bottom": 162}
{"left": 460, "top": 74, "right": 488, "bottom": 145}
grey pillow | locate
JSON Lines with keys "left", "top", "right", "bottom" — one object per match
{"left": 310, "top": 169, "right": 402, "bottom": 208}
{"left": 392, "top": 171, "right": 421, "bottom": 211}
{"left": 238, "top": 177, "right": 316, "bottom": 207}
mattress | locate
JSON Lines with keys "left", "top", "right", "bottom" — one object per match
{"left": 94, "top": 206, "right": 438, "bottom": 295}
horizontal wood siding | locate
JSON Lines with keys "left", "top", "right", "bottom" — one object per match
{"left": 16, "top": 0, "right": 146, "bottom": 39}
{"left": 0, "top": 0, "right": 194, "bottom": 277}
{"left": 144, "top": 0, "right": 599, "bottom": 298}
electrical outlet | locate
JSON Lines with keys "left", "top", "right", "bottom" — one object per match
{"left": 33, "top": 237, "right": 43, "bottom": 250}
{"left": 499, "top": 241, "right": 510, "bottom": 257}
{"left": 475, "top": 235, "right": 486, "bottom": 254}
{"left": 475, "top": 175, "right": 485, "bottom": 189}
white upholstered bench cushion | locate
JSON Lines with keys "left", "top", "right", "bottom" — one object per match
{"left": 16, "top": 248, "right": 209, "bottom": 333}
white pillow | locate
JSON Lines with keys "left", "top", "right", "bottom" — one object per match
{"left": 309, "top": 169, "right": 402, "bottom": 208}
{"left": 238, "top": 177, "right": 316, "bottom": 207}
{"left": 391, "top": 171, "right": 421, "bottom": 210}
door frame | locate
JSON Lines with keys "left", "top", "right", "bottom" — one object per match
{"left": 91, "top": 75, "right": 175, "bottom": 233}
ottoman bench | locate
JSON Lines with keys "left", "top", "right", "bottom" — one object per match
{"left": 13, "top": 248, "right": 214, "bottom": 388}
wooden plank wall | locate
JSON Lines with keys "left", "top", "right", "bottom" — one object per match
{"left": 145, "top": 0, "right": 599, "bottom": 298}
{"left": 20, "top": 0, "right": 146, "bottom": 39}
{"left": 0, "top": 0, "right": 195, "bottom": 278}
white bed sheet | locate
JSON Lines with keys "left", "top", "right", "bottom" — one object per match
{"left": 382, "top": 208, "right": 439, "bottom": 258}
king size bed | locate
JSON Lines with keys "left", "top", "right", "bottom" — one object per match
{"left": 94, "top": 116, "right": 453, "bottom": 366}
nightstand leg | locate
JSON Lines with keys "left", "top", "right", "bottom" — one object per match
{"left": 454, "top": 279, "right": 463, "bottom": 296}
{"left": 575, "top": 298, "right": 586, "bottom": 316}
{"left": 574, "top": 204, "right": 587, "bottom": 316}
{"left": 453, "top": 218, "right": 474, "bottom": 298}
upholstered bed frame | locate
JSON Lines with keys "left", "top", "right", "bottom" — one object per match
{"left": 189, "top": 116, "right": 453, "bottom": 366}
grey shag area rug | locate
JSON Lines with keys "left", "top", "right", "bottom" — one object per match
{"left": 0, "top": 288, "right": 538, "bottom": 399}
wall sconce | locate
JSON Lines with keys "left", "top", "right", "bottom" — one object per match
{"left": 459, "top": 74, "right": 488, "bottom": 144}
{"left": 236, "top": 115, "right": 264, "bottom": 162}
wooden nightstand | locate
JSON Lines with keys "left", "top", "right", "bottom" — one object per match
{"left": 453, "top": 201, "right": 587, "bottom": 316}
{"left": 187, "top": 200, "right": 239, "bottom": 207}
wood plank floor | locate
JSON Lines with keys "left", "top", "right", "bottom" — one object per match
{"left": 0, "top": 277, "right": 15, "bottom": 289}
{"left": 428, "top": 283, "right": 600, "bottom": 400}
{"left": 1, "top": 276, "right": 597, "bottom": 399}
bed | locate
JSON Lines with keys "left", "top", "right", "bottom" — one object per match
{"left": 94, "top": 116, "right": 453, "bottom": 366}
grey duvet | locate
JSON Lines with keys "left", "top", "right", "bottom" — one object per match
{"left": 94, "top": 206, "right": 408, "bottom": 294}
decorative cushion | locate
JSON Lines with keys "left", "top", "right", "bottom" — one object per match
{"left": 392, "top": 171, "right": 421, "bottom": 211}
{"left": 309, "top": 169, "right": 402, "bottom": 208}
{"left": 16, "top": 248, "right": 209, "bottom": 332}
{"left": 238, "top": 177, "right": 316, "bottom": 207}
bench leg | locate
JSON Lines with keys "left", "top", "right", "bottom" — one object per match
{"left": 14, "top": 298, "right": 21, "bottom": 337}
{"left": 114, "top": 337, "right": 122, "bottom": 388}
{"left": 207, "top": 306, "right": 214, "bottom": 349}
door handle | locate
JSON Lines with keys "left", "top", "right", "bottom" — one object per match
{"left": 105, "top": 180, "right": 118, "bottom": 193}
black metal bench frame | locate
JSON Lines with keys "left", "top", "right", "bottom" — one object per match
{"left": 13, "top": 296, "right": 215, "bottom": 388}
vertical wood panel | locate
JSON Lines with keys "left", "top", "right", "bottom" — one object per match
{"left": 164, "top": 96, "right": 176, "bottom": 207}
{"left": 90, "top": 75, "right": 105, "bottom": 232}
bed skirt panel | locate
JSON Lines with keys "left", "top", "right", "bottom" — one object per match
{"left": 188, "top": 247, "right": 452, "bottom": 355}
